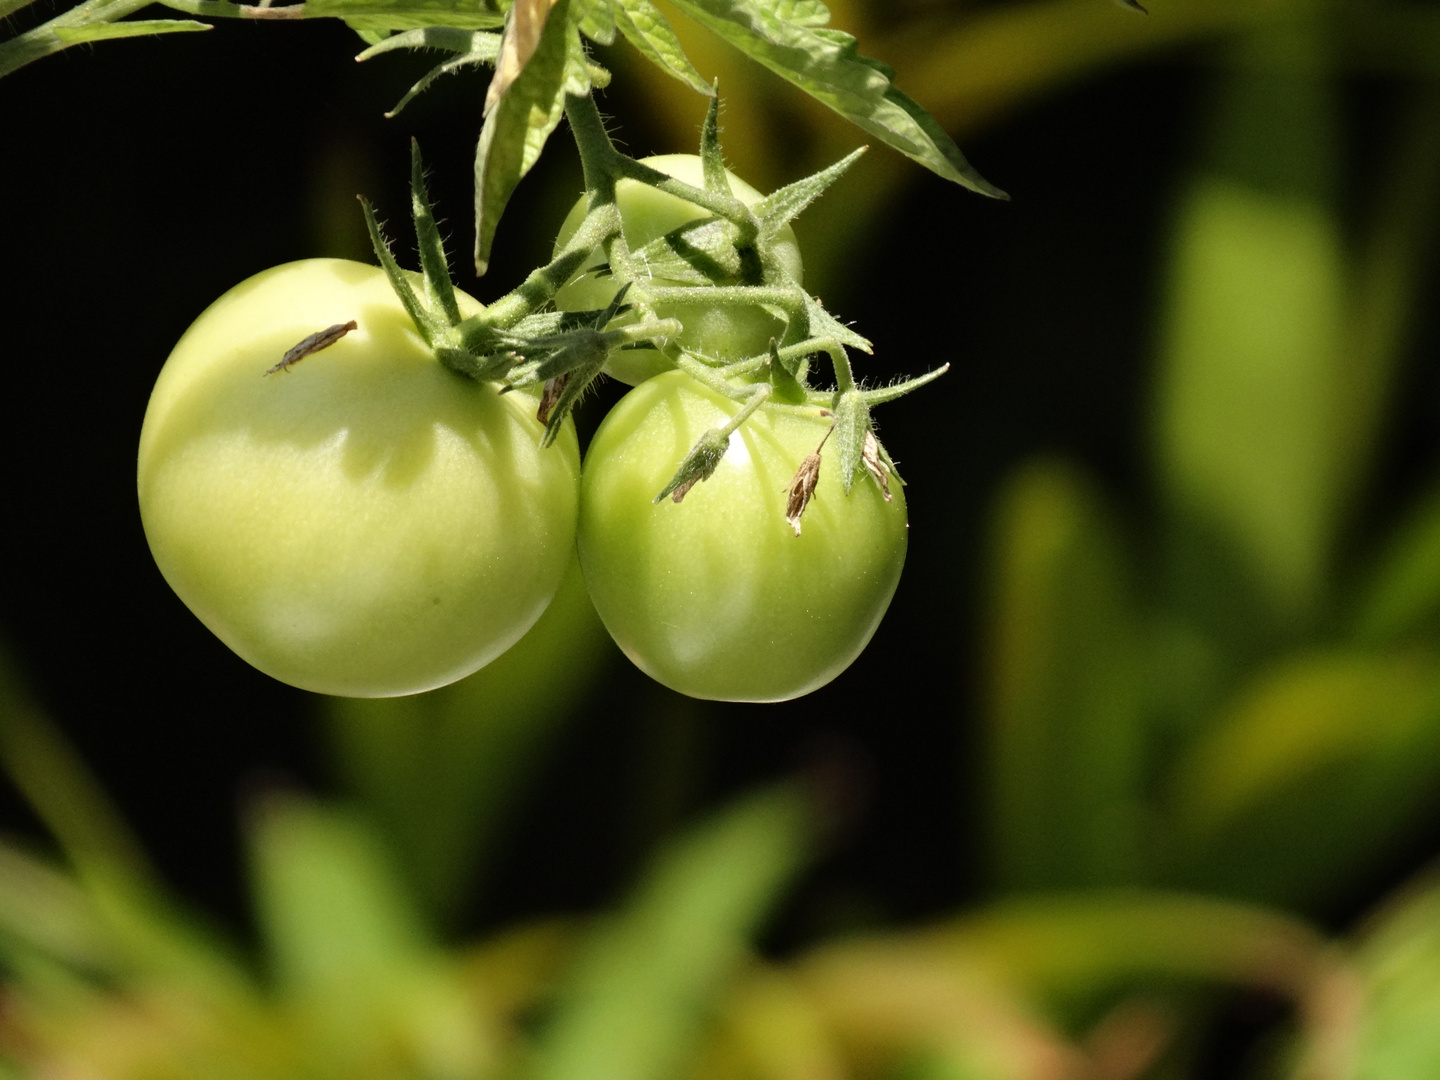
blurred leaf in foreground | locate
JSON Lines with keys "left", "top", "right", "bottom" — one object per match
{"left": 1345, "top": 872, "right": 1440, "bottom": 1080}
{"left": 248, "top": 796, "right": 497, "bottom": 1079}
{"left": 527, "top": 784, "right": 814, "bottom": 1080}
{"left": 986, "top": 461, "right": 1148, "bottom": 893}
{"left": 1169, "top": 651, "right": 1440, "bottom": 910}
{"left": 1155, "top": 28, "right": 1343, "bottom": 629}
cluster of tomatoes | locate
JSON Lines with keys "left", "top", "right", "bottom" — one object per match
{"left": 136, "top": 156, "right": 909, "bottom": 704}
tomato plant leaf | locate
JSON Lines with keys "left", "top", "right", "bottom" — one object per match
{"left": 305, "top": 0, "right": 504, "bottom": 29}
{"left": 660, "top": 0, "right": 1004, "bottom": 197}
{"left": 761, "top": 0, "right": 829, "bottom": 27}
{"left": 528, "top": 785, "right": 813, "bottom": 1080}
{"left": 577, "top": 0, "right": 616, "bottom": 44}
{"left": 473, "top": 0, "right": 578, "bottom": 274}
{"left": 611, "top": 0, "right": 713, "bottom": 96}
{"left": 50, "top": 17, "right": 210, "bottom": 42}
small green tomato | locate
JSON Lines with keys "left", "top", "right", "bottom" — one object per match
{"left": 138, "top": 258, "right": 580, "bottom": 698}
{"left": 578, "top": 371, "right": 907, "bottom": 702}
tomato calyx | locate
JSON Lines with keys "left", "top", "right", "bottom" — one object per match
{"left": 332, "top": 90, "right": 942, "bottom": 534}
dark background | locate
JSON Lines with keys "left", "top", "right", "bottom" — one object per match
{"left": 2, "top": 17, "right": 1433, "bottom": 952}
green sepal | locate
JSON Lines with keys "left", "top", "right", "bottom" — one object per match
{"left": 360, "top": 196, "right": 440, "bottom": 345}
{"left": 767, "top": 340, "right": 807, "bottom": 405}
{"left": 630, "top": 218, "right": 748, "bottom": 286}
{"left": 408, "top": 140, "right": 463, "bottom": 327}
{"left": 802, "top": 293, "right": 871, "bottom": 353}
{"left": 357, "top": 28, "right": 501, "bottom": 117}
{"left": 753, "top": 146, "right": 864, "bottom": 244}
{"left": 698, "top": 93, "right": 733, "bottom": 198}
{"left": 540, "top": 357, "right": 606, "bottom": 446}
{"left": 656, "top": 428, "right": 731, "bottom": 503}
{"left": 858, "top": 363, "right": 949, "bottom": 406}
{"left": 473, "top": 0, "right": 579, "bottom": 275}
{"left": 832, "top": 389, "right": 869, "bottom": 494}
{"left": 611, "top": 0, "right": 714, "bottom": 96}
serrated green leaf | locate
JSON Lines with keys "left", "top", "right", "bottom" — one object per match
{"left": 1170, "top": 652, "right": 1440, "bottom": 908}
{"left": 987, "top": 462, "right": 1147, "bottom": 891}
{"left": 760, "top": 0, "right": 828, "bottom": 27}
{"left": 612, "top": 0, "right": 714, "bottom": 96}
{"left": 663, "top": 0, "right": 1003, "bottom": 196}
{"left": 473, "top": 0, "right": 578, "bottom": 274}
{"left": 51, "top": 18, "right": 209, "bottom": 43}
{"left": 577, "top": 0, "right": 616, "bottom": 44}
{"left": 307, "top": 0, "right": 505, "bottom": 30}
{"left": 530, "top": 785, "right": 813, "bottom": 1080}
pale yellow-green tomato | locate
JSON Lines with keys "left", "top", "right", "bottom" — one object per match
{"left": 138, "top": 259, "right": 580, "bottom": 698}
{"left": 578, "top": 372, "right": 907, "bottom": 702}
{"left": 552, "top": 154, "right": 804, "bottom": 385}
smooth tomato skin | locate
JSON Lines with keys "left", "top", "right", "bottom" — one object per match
{"left": 138, "top": 259, "right": 580, "bottom": 698}
{"left": 578, "top": 371, "right": 907, "bottom": 702}
{"left": 552, "top": 154, "right": 804, "bottom": 384}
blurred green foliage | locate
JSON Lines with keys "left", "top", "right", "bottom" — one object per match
{"left": 9, "top": 2, "right": 1440, "bottom": 1079}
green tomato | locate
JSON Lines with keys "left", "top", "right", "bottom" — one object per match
{"left": 138, "top": 258, "right": 581, "bottom": 698}
{"left": 578, "top": 371, "right": 907, "bottom": 702}
{"left": 552, "top": 154, "right": 804, "bottom": 385}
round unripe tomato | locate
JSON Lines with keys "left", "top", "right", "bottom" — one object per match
{"left": 552, "top": 154, "right": 804, "bottom": 385}
{"left": 138, "top": 259, "right": 581, "bottom": 698}
{"left": 578, "top": 371, "right": 907, "bottom": 702}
